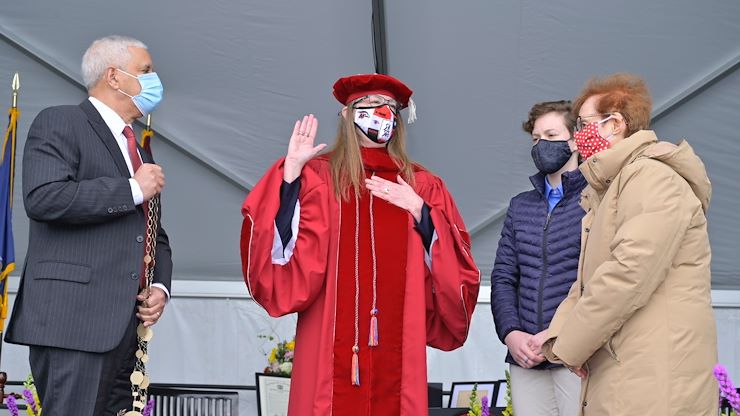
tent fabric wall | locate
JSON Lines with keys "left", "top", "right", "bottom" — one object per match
{"left": 1, "top": 1, "right": 739, "bottom": 286}
{"left": 384, "top": 0, "right": 740, "bottom": 288}
{"left": 1, "top": 0, "right": 375, "bottom": 281}
{"left": 0, "top": 2, "right": 739, "bottom": 411}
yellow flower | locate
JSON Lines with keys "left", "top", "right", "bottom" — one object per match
{"left": 286, "top": 341, "right": 295, "bottom": 351}
{"left": 268, "top": 348, "right": 277, "bottom": 363}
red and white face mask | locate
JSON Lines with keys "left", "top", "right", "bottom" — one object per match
{"left": 354, "top": 105, "right": 396, "bottom": 143}
{"left": 574, "top": 115, "right": 614, "bottom": 159}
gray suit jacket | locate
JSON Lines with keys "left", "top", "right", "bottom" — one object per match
{"left": 5, "top": 99, "right": 173, "bottom": 353}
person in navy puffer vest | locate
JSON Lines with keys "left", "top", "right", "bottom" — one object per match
{"left": 491, "top": 100, "right": 586, "bottom": 416}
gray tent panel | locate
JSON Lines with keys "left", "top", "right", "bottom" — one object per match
{"left": 1, "top": 0, "right": 739, "bottom": 287}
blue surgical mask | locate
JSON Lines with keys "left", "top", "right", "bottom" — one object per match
{"left": 117, "top": 69, "right": 164, "bottom": 117}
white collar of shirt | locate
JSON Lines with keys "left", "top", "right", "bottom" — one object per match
{"left": 88, "top": 96, "right": 129, "bottom": 139}
{"left": 88, "top": 96, "right": 137, "bottom": 176}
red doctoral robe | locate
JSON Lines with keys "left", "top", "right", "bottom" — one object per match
{"left": 240, "top": 147, "right": 480, "bottom": 415}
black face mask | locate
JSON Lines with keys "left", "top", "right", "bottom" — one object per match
{"left": 531, "top": 139, "right": 573, "bottom": 174}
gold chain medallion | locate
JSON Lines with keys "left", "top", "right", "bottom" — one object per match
{"left": 120, "top": 196, "right": 159, "bottom": 415}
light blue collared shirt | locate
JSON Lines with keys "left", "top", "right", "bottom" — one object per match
{"left": 544, "top": 178, "right": 564, "bottom": 213}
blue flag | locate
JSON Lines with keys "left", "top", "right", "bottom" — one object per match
{"left": 1, "top": 107, "right": 19, "bottom": 325}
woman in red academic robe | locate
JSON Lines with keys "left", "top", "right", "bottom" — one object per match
{"left": 240, "top": 74, "right": 480, "bottom": 416}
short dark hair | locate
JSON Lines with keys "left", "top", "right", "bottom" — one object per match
{"left": 522, "top": 100, "right": 575, "bottom": 135}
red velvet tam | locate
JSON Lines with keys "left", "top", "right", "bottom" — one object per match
{"left": 333, "top": 74, "right": 413, "bottom": 108}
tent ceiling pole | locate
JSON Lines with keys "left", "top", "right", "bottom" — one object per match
{"left": 372, "top": 0, "right": 388, "bottom": 74}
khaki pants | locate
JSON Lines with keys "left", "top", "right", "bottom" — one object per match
{"left": 510, "top": 364, "right": 581, "bottom": 416}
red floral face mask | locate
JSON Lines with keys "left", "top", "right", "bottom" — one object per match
{"left": 574, "top": 115, "right": 614, "bottom": 159}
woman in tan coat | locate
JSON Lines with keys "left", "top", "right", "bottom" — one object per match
{"left": 538, "top": 73, "right": 718, "bottom": 415}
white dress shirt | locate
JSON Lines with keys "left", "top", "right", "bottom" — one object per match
{"left": 88, "top": 97, "right": 170, "bottom": 299}
{"left": 88, "top": 97, "right": 144, "bottom": 203}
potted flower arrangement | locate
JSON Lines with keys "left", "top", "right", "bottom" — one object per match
{"left": 466, "top": 384, "right": 490, "bottom": 416}
{"left": 3, "top": 374, "right": 156, "bottom": 416}
{"left": 259, "top": 334, "right": 295, "bottom": 377}
{"left": 4, "top": 375, "right": 41, "bottom": 416}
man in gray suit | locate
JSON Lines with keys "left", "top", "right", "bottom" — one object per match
{"left": 5, "top": 35, "right": 172, "bottom": 416}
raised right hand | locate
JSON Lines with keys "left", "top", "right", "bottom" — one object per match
{"left": 284, "top": 114, "right": 325, "bottom": 183}
{"left": 505, "top": 330, "right": 545, "bottom": 369}
{"left": 134, "top": 163, "right": 165, "bottom": 201}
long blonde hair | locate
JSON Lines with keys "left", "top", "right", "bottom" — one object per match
{"left": 329, "top": 107, "right": 416, "bottom": 201}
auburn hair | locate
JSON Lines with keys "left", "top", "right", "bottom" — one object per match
{"left": 572, "top": 73, "right": 652, "bottom": 137}
{"left": 329, "top": 108, "right": 416, "bottom": 201}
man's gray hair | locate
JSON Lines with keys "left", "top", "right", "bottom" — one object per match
{"left": 81, "top": 35, "right": 147, "bottom": 90}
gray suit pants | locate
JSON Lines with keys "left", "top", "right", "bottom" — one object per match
{"left": 29, "top": 313, "right": 139, "bottom": 416}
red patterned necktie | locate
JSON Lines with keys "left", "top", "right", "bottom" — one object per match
{"left": 123, "top": 126, "right": 149, "bottom": 288}
{"left": 122, "top": 126, "right": 142, "bottom": 172}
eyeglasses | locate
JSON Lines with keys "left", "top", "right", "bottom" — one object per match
{"left": 351, "top": 95, "right": 400, "bottom": 113}
{"left": 575, "top": 113, "right": 614, "bottom": 131}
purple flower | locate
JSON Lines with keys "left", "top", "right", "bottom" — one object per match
{"left": 23, "top": 389, "right": 40, "bottom": 414}
{"left": 481, "top": 396, "right": 490, "bottom": 416}
{"left": 5, "top": 395, "right": 20, "bottom": 416}
{"left": 142, "top": 398, "right": 155, "bottom": 416}
{"left": 714, "top": 364, "right": 740, "bottom": 413}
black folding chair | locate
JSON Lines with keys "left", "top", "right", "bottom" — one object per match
{"left": 428, "top": 382, "right": 444, "bottom": 408}
{"left": 147, "top": 386, "right": 239, "bottom": 416}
